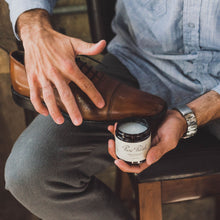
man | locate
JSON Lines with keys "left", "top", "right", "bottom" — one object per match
{"left": 4, "top": 0, "right": 220, "bottom": 219}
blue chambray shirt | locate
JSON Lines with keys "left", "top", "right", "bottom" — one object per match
{"left": 6, "top": 0, "right": 220, "bottom": 107}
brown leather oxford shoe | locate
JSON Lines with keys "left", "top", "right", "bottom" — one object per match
{"left": 10, "top": 50, "right": 167, "bottom": 129}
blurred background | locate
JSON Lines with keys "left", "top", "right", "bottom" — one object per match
{"left": 0, "top": 0, "right": 217, "bottom": 219}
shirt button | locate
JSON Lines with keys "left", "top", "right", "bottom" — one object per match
{"left": 188, "top": 22, "right": 195, "bottom": 28}
{"left": 190, "top": 49, "right": 197, "bottom": 55}
{"left": 198, "top": 64, "right": 204, "bottom": 72}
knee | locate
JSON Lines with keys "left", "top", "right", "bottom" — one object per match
{"left": 4, "top": 139, "right": 88, "bottom": 198}
{"left": 4, "top": 138, "right": 57, "bottom": 196}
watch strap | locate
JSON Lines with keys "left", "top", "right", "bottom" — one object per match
{"left": 173, "top": 105, "right": 197, "bottom": 139}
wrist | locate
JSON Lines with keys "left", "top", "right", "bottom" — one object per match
{"left": 168, "top": 109, "right": 188, "bottom": 137}
{"left": 17, "top": 9, "right": 53, "bottom": 41}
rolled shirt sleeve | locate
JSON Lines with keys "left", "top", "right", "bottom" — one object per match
{"left": 5, "top": 0, "right": 57, "bottom": 39}
{"left": 212, "top": 85, "right": 220, "bottom": 95}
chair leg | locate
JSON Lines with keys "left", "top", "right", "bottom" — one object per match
{"left": 115, "top": 169, "right": 134, "bottom": 201}
{"left": 215, "top": 194, "right": 220, "bottom": 220}
{"left": 138, "top": 181, "right": 162, "bottom": 220}
{"left": 115, "top": 169, "right": 136, "bottom": 218}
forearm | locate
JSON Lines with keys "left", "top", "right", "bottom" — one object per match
{"left": 187, "top": 90, "right": 220, "bottom": 126}
{"left": 170, "top": 90, "right": 220, "bottom": 139}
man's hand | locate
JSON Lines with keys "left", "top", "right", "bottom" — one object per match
{"left": 108, "top": 90, "right": 220, "bottom": 173}
{"left": 108, "top": 110, "right": 187, "bottom": 173}
{"left": 17, "top": 9, "right": 106, "bottom": 125}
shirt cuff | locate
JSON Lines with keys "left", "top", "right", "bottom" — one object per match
{"left": 212, "top": 84, "right": 220, "bottom": 94}
{"left": 8, "top": 0, "right": 55, "bottom": 40}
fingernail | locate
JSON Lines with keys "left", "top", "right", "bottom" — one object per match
{"left": 74, "top": 117, "right": 82, "bottom": 126}
{"left": 42, "top": 111, "right": 48, "bottom": 117}
{"left": 114, "top": 160, "right": 119, "bottom": 166}
{"left": 98, "top": 100, "right": 105, "bottom": 108}
{"left": 57, "top": 117, "right": 64, "bottom": 124}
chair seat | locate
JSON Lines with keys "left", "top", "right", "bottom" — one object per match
{"left": 136, "top": 129, "right": 220, "bottom": 183}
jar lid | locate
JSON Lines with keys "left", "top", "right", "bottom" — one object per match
{"left": 116, "top": 118, "right": 151, "bottom": 143}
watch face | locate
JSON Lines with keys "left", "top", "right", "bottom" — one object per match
{"left": 183, "top": 112, "right": 197, "bottom": 139}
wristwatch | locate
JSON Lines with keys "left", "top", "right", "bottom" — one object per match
{"left": 173, "top": 104, "right": 197, "bottom": 139}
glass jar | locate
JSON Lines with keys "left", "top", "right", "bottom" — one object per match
{"left": 115, "top": 118, "right": 151, "bottom": 165}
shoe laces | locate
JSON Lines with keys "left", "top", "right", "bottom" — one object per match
{"left": 76, "top": 56, "right": 106, "bottom": 82}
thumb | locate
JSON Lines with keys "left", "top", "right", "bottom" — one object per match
{"left": 146, "top": 145, "right": 165, "bottom": 166}
{"left": 72, "top": 39, "right": 106, "bottom": 55}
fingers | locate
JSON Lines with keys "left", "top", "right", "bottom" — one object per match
{"left": 108, "top": 138, "right": 149, "bottom": 174}
{"left": 40, "top": 68, "right": 84, "bottom": 126}
{"left": 146, "top": 142, "right": 175, "bottom": 165}
{"left": 51, "top": 73, "right": 82, "bottom": 125}
{"left": 108, "top": 139, "right": 117, "bottom": 159}
{"left": 108, "top": 125, "right": 114, "bottom": 134}
{"left": 24, "top": 36, "right": 106, "bottom": 125}
{"left": 41, "top": 79, "right": 64, "bottom": 124}
{"left": 30, "top": 76, "right": 64, "bottom": 124}
{"left": 66, "top": 64, "right": 105, "bottom": 109}
{"left": 146, "top": 146, "right": 163, "bottom": 166}
{"left": 27, "top": 61, "right": 103, "bottom": 125}
{"left": 107, "top": 123, "right": 117, "bottom": 135}
{"left": 73, "top": 39, "right": 106, "bottom": 56}
{"left": 114, "top": 160, "right": 149, "bottom": 174}
{"left": 28, "top": 76, "right": 48, "bottom": 116}
{"left": 29, "top": 72, "right": 83, "bottom": 125}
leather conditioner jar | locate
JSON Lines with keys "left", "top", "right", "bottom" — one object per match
{"left": 115, "top": 118, "right": 151, "bottom": 164}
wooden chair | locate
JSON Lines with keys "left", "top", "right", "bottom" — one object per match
{"left": 131, "top": 128, "right": 220, "bottom": 220}
{"left": 86, "top": 1, "right": 220, "bottom": 219}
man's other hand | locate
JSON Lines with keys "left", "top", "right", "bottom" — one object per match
{"left": 108, "top": 110, "right": 187, "bottom": 173}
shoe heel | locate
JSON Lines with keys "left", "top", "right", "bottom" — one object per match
{"left": 11, "top": 86, "right": 36, "bottom": 112}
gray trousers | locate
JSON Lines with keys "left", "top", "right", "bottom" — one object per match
{"left": 4, "top": 54, "right": 220, "bottom": 220}
{"left": 4, "top": 54, "right": 137, "bottom": 220}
